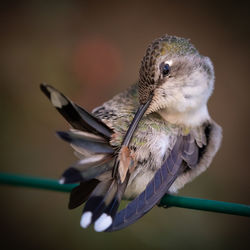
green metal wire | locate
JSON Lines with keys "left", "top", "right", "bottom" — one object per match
{"left": 159, "top": 195, "right": 250, "bottom": 217}
{"left": 0, "top": 172, "right": 249, "bottom": 217}
{"left": 0, "top": 172, "right": 77, "bottom": 192}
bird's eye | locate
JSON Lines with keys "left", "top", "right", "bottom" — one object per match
{"left": 162, "top": 63, "right": 170, "bottom": 77}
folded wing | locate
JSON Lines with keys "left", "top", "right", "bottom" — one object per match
{"left": 106, "top": 134, "right": 201, "bottom": 232}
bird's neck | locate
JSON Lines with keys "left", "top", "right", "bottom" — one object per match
{"left": 157, "top": 104, "right": 210, "bottom": 127}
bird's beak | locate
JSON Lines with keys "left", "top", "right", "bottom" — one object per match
{"left": 122, "top": 94, "right": 153, "bottom": 147}
{"left": 112, "top": 93, "right": 153, "bottom": 177}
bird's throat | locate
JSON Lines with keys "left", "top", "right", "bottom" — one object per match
{"left": 157, "top": 104, "right": 210, "bottom": 127}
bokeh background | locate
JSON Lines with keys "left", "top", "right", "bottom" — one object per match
{"left": 0, "top": 1, "right": 249, "bottom": 250}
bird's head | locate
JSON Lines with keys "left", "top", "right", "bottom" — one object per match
{"left": 138, "top": 35, "right": 214, "bottom": 126}
{"left": 122, "top": 35, "right": 215, "bottom": 147}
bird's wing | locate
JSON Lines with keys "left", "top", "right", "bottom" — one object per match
{"left": 106, "top": 134, "right": 200, "bottom": 232}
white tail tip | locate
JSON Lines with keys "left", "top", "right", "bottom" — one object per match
{"left": 80, "top": 212, "right": 92, "bottom": 228}
{"left": 94, "top": 213, "right": 112, "bottom": 232}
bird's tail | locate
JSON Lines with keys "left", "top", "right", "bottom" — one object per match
{"left": 40, "top": 84, "right": 125, "bottom": 231}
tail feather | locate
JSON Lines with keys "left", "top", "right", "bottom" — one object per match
{"left": 40, "top": 83, "right": 113, "bottom": 139}
{"left": 74, "top": 154, "right": 110, "bottom": 169}
{"left": 61, "top": 163, "right": 113, "bottom": 184}
{"left": 80, "top": 179, "right": 130, "bottom": 231}
{"left": 93, "top": 173, "right": 130, "bottom": 231}
{"left": 68, "top": 179, "right": 99, "bottom": 209}
{"left": 80, "top": 180, "right": 116, "bottom": 228}
{"left": 60, "top": 154, "right": 113, "bottom": 184}
{"left": 75, "top": 104, "right": 113, "bottom": 139}
{"left": 102, "top": 174, "right": 130, "bottom": 218}
{"left": 72, "top": 145, "right": 94, "bottom": 158}
{"left": 69, "top": 129, "right": 107, "bottom": 143}
{"left": 56, "top": 131, "right": 114, "bottom": 154}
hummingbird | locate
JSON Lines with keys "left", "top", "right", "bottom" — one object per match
{"left": 40, "top": 34, "right": 222, "bottom": 232}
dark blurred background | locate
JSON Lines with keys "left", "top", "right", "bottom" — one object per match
{"left": 0, "top": 1, "right": 249, "bottom": 250}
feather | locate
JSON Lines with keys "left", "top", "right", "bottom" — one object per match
{"left": 94, "top": 173, "right": 130, "bottom": 232}
{"left": 40, "top": 83, "right": 113, "bottom": 138}
{"left": 72, "top": 145, "right": 93, "bottom": 158}
{"left": 96, "top": 170, "right": 113, "bottom": 181}
{"left": 56, "top": 131, "right": 114, "bottom": 154}
{"left": 68, "top": 179, "right": 99, "bottom": 209}
{"left": 61, "top": 163, "right": 113, "bottom": 184}
{"left": 60, "top": 153, "right": 113, "bottom": 184}
{"left": 74, "top": 154, "right": 110, "bottom": 169}
{"left": 181, "top": 134, "right": 199, "bottom": 168}
{"left": 193, "top": 125, "right": 207, "bottom": 147}
{"left": 118, "top": 146, "right": 132, "bottom": 183}
{"left": 73, "top": 150, "right": 90, "bottom": 159}
{"left": 69, "top": 129, "right": 106, "bottom": 142}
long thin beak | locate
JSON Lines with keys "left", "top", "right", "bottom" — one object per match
{"left": 112, "top": 94, "right": 153, "bottom": 177}
{"left": 122, "top": 93, "right": 153, "bottom": 147}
